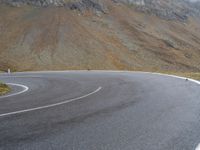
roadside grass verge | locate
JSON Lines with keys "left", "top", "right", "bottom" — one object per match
{"left": 0, "top": 83, "right": 10, "bottom": 96}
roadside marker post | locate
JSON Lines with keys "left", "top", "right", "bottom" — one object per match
{"left": 8, "top": 69, "right": 11, "bottom": 74}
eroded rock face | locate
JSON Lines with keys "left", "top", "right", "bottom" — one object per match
{"left": 114, "top": 0, "right": 145, "bottom": 5}
{"left": 0, "top": 0, "right": 107, "bottom": 13}
{"left": 114, "top": 0, "right": 200, "bottom": 21}
{"left": 1, "top": 0, "right": 200, "bottom": 21}
{"left": 0, "top": 0, "right": 65, "bottom": 7}
{"left": 67, "top": 0, "right": 107, "bottom": 13}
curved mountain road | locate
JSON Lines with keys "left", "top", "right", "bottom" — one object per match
{"left": 0, "top": 71, "right": 200, "bottom": 150}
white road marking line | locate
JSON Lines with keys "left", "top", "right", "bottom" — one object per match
{"left": 195, "top": 143, "right": 200, "bottom": 150}
{"left": 90, "top": 70, "right": 200, "bottom": 85}
{"left": 0, "top": 71, "right": 199, "bottom": 117}
{"left": 0, "top": 86, "right": 102, "bottom": 117}
{"left": 3, "top": 70, "right": 200, "bottom": 84}
{"left": 0, "top": 83, "right": 29, "bottom": 99}
{"left": 10, "top": 70, "right": 200, "bottom": 85}
{"left": 146, "top": 72, "right": 200, "bottom": 85}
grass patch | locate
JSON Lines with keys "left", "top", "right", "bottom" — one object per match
{"left": 0, "top": 83, "right": 10, "bottom": 96}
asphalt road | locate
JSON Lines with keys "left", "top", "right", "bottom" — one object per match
{"left": 0, "top": 71, "right": 200, "bottom": 150}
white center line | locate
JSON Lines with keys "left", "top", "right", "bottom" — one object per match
{"left": 196, "top": 143, "right": 200, "bottom": 150}
{"left": 0, "top": 83, "right": 29, "bottom": 99}
{"left": 0, "top": 86, "right": 102, "bottom": 117}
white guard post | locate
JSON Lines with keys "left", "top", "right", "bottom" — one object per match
{"left": 8, "top": 68, "right": 11, "bottom": 74}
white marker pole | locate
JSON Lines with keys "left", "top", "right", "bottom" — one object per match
{"left": 8, "top": 68, "right": 11, "bottom": 74}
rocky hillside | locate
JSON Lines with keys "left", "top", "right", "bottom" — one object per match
{"left": 117, "top": 0, "right": 200, "bottom": 21}
{"left": 0, "top": 0, "right": 200, "bottom": 71}
{"left": 0, "top": 0, "right": 65, "bottom": 7}
{"left": 3, "top": 0, "right": 200, "bottom": 21}
{"left": 2, "top": 0, "right": 200, "bottom": 21}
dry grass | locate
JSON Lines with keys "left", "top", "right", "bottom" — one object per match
{"left": 0, "top": 83, "right": 10, "bottom": 96}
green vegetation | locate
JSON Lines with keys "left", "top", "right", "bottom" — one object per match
{"left": 0, "top": 83, "right": 10, "bottom": 96}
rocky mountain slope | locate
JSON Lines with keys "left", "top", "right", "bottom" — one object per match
{"left": 0, "top": 0, "right": 65, "bottom": 7}
{"left": 0, "top": 0, "right": 200, "bottom": 71}
{"left": 3, "top": 0, "right": 200, "bottom": 21}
